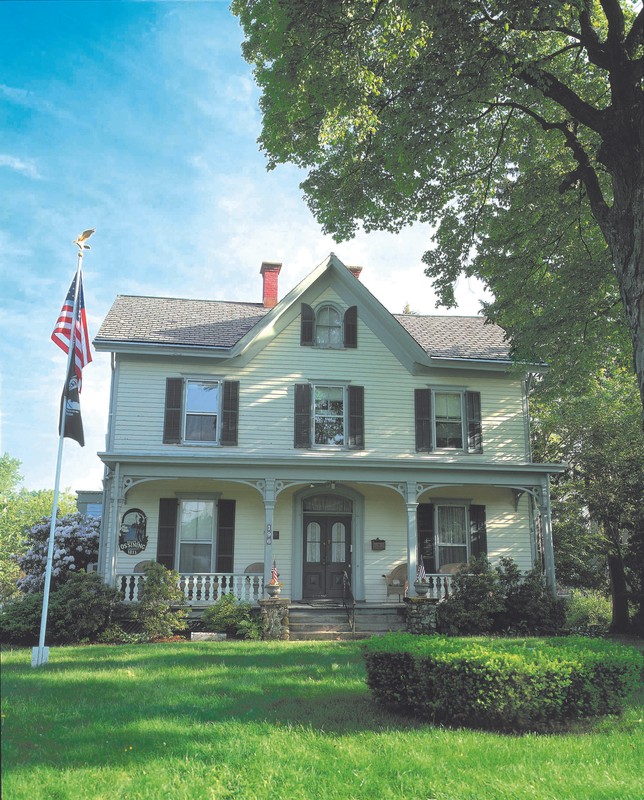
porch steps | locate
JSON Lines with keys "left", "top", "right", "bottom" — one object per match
{"left": 288, "top": 604, "right": 405, "bottom": 641}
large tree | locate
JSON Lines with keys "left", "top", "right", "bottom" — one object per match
{"left": 531, "top": 366, "right": 644, "bottom": 632}
{"left": 233, "top": 0, "right": 644, "bottom": 408}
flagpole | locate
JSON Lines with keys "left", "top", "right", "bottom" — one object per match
{"left": 32, "top": 233, "right": 93, "bottom": 668}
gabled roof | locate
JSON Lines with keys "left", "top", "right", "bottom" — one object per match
{"left": 94, "top": 254, "right": 512, "bottom": 366}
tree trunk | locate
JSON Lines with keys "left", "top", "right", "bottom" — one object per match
{"left": 605, "top": 529, "right": 631, "bottom": 633}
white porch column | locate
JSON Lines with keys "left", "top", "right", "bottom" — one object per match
{"left": 539, "top": 478, "right": 557, "bottom": 596}
{"left": 263, "top": 479, "right": 276, "bottom": 589}
{"left": 405, "top": 482, "right": 418, "bottom": 591}
{"left": 105, "top": 462, "right": 121, "bottom": 587}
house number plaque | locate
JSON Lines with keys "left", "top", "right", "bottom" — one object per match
{"left": 118, "top": 508, "right": 148, "bottom": 555}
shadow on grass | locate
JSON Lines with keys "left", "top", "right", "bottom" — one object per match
{"left": 3, "top": 639, "right": 642, "bottom": 775}
{"left": 2, "top": 641, "right": 434, "bottom": 772}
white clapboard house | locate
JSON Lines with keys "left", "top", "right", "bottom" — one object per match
{"left": 94, "top": 254, "right": 562, "bottom": 609}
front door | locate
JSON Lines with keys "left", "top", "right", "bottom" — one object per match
{"left": 302, "top": 514, "right": 351, "bottom": 599}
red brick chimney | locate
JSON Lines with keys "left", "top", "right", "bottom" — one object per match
{"left": 348, "top": 265, "right": 363, "bottom": 280}
{"left": 260, "top": 261, "right": 282, "bottom": 308}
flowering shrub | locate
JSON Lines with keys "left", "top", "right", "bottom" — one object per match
{"left": 16, "top": 512, "right": 100, "bottom": 594}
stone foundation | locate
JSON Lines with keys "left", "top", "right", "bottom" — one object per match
{"left": 404, "top": 597, "right": 438, "bottom": 634}
{"left": 258, "top": 598, "right": 290, "bottom": 640}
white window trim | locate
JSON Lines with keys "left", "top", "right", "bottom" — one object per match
{"left": 175, "top": 496, "right": 219, "bottom": 573}
{"left": 311, "top": 381, "right": 349, "bottom": 449}
{"left": 182, "top": 377, "right": 221, "bottom": 446}
{"left": 434, "top": 501, "right": 472, "bottom": 570}
{"left": 432, "top": 388, "right": 467, "bottom": 452}
{"left": 314, "top": 302, "right": 344, "bottom": 349}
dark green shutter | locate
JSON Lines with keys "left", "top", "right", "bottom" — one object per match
{"left": 221, "top": 381, "right": 239, "bottom": 446}
{"left": 157, "top": 498, "right": 178, "bottom": 569}
{"left": 163, "top": 378, "right": 183, "bottom": 443}
{"left": 300, "top": 303, "right": 315, "bottom": 346}
{"left": 216, "top": 499, "right": 235, "bottom": 573}
{"left": 344, "top": 306, "right": 357, "bottom": 348}
{"left": 414, "top": 389, "right": 432, "bottom": 451}
{"left": 294, "top": 383, "right": 312, "bottom": 447}
{"left": 470, "top": 505, "right": 487, "bottom": 559}
{"left": 417, "top": 503, "right": 436, "bottom": 573}
{"left": 466, "top": 391, "right": 483, "bottom": 453}
{"left": 347, "top": 385, "right": 364, "bottom": 449}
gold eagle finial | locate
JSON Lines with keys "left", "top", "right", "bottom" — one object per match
{"left": 73, "top": 228, "right": 96, "bottom": 251}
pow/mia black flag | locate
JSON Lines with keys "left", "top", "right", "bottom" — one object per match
{"left": 59, "top": 358, "right": 85, "bottom": 447}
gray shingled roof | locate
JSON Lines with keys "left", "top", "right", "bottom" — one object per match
{"left": 94, "top": 296, "right": 269, "bottom": 348}
{"left": 394, "top": 314, "right": 510, "bottom": 360}
{"left": 95, "top": 295, "right": 511, "bottom": 360}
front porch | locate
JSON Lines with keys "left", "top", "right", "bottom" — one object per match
{"left": 116, "top": 569, "right": 456, "bottom": 606}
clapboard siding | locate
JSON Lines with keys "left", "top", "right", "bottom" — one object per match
{"left": 112, "top": 289, "right": 527, "bottom": 461}
{"left": 115, "top": 479, "right": 533, "bottom": 600}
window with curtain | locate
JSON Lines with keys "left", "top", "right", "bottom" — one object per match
{"left": 315, "top": 305, "right": 343, "bottom": 347}
{"left": 178, "top": 500, "right": 214, "bottom": 572}
{"left": 436, "top": 505, "right": 468, "bottom": 567}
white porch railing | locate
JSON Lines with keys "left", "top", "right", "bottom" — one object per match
{"left": 413, "top": 574, "right": 456, "bottom": 601}
{"left": 117, "top": 572, "right": 264, "bottom": 605}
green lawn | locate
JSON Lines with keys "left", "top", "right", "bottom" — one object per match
{"left": 1, "top": 640, "right": 642, "bottom": 800}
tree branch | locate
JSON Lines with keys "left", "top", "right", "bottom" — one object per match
{"left": 515, "top": 62, "right": 606, "bottom": 135}
{"left": 599, "top": 0, "right": 625, "bottom": 45}
{"left": 624, "top": 8, "right": 644, "bottom": 57}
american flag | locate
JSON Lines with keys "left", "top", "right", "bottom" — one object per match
{"left": 271, "top": 561, "right": 279, "bottom": 583}
{"left": 51, "top": 273, "right": 92, "bottom": 388}
{"left": 416, "top": 561, "right": 426, "bottom": 582}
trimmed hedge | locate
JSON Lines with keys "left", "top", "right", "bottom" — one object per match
{"left": 362, "top": 633, "right": 642, "bottom": 731}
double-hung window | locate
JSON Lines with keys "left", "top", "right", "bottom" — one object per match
{"left": 157, "top": 497, "right": 236, "bottom": 573}
{"left": 294, "top": 383, "right": 364, "bottom": 449}
{"left": 178, "top": 499, "right": 214, "bottom": 572}
{"left": 163, "top": 377, "right": 239, "bottom": 445}
{"left": 415, "top": 388, "right": 482, "bottom": 453}
{"left": 314, "top": 384, "right": 345, "bottom": 445}
{"left": 417, "top": 502, "right": 487, "bottom": 573}
{"left": 185, "top": 380, "right": 219, "bottom": 442}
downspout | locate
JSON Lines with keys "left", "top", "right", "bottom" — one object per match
{"left": 523, "top": 372, "right": 535, "bottom": 462}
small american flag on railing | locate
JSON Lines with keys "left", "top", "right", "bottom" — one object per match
{"left": 271, "top": 561, "right": 279, "bottom": 583}
{"left": 416, "top": 561, "right": 426, "bottom": 582}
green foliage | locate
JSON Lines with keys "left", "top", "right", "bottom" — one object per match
{"left": 362, "top": 633, "right": 643, "bottom": 731}
{"left": 0, "top": 453, "right": 77, "bottom": 602}
{"left": 201, "top": 592, "right": 261, "bottom": 639}
{"left": 435, "top": 557, "right": 503, "bottom": 635}
{"left": 565, "top": 590, "right": 613, "bottom": 637}
{"left": 233, "top": 0, "right": 644, "bottom": 413}
{"left": 0, "top": 573, "right": 125, "bottom": 646}
{"left": 495, "top": 558, "right": 566, "bottom": 635}
{"left": 532, "top": 366, "right": 644, "bottom": 632}
{"left": 134, "top": 562, "right": 187, "bottom": 641}
{"left": 436, "top": 557, "right": 565, "bottom": 635}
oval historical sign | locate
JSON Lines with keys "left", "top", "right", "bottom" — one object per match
{"left": 118, "top": 508, "right": 148, "bottom": 555}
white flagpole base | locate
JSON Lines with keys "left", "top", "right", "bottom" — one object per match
{"left": 31, "top": 646, "right": 50, "bottom": 668}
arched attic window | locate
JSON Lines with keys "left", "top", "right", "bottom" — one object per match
{"left": 300, "top": 303, "right": 357, "bottom": 348}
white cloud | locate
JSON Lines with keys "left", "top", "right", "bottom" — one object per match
{"left": 0, "top": 154, "right": 41, "bottom": 179}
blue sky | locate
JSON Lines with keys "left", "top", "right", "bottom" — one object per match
{"left": 0, "top": 0, "right": 489, "bottom": 492}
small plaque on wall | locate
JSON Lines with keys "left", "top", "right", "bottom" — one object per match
{"left": 118, "top": 508, "right": 148, "bottom": 555}
{"left": 371, "top": 538, "right": 386, "bottom": 551}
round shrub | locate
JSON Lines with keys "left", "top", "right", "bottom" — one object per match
{"left": 362, "top": 633, "right": 642, "bottom": 731}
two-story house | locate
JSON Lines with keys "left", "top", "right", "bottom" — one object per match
{"left": 94, "top": 254, "right": 562, "bottom": 608}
